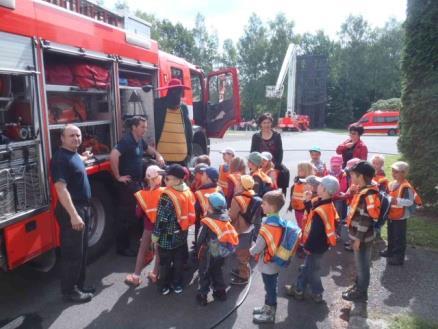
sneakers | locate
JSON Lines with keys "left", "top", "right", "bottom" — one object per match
{"left": 63, "top": 287, "right": 93, "bottom": 303}
{"left": 253, "top": 305, "right": 276, "bottom": 324}
{"left": 160, "top": 287, "right": 171, "bottom": 296}
{"left": 342, "top": 288, "right": 368, "bottom": 302}
{"left": 196, "top": 293, "right": 208, "bottom": 306}
{"left": 230, "top": 276, "right": 249, "bottom": 285}
{"left": 253, "top": 305, "right": 269, "bottom": 315}
{"left": 311, "top": 293, "right": 324, "bottom": 304}
{"left": 173, "top": 285, "right": 183, "bottom": 294}
{"left": 284, "top": 284, "right": 304, "bottom": 300}
{"left": 212, "top": 289, "right": 227, "bottom": 302}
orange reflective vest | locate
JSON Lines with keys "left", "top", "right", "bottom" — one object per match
{"left": 235, "top": 190, "right": 255, "bottom": 214}
{"left": 301, "top": 202, "right": 338, "bottom": 247}
{"left": 201, "top": 216, "right": 239, "bottom": 246}
{"left": 162, "top": 186, "right": 196, "bottom": 231}
{"left": 388, "top": 180, "right": 422, "bottom": 220}
{"left": 373, "top": 173, "right": 389, "bottom": 192}
{"left": 265, "top": 167, "right": 279, "bottom": 190}
{"left": 134, "top": 187, "right": 165, "bottom": 224}
{"left": 291, "top": 182, "right": 306, "bottom": 211}
{"left": 218, "top": 165, "right": 231, "bottom": 196}
{"left": 195, "top": 186, "right": 222, "bottom": 218}
{"left": 252, "top": 169, "right": 273, "bottom": 186}
{"left": 346, "top": 185, "right": 381, "bottom": 226}
{"left": 258, "top": 224, "right": 283, "bottom": 263}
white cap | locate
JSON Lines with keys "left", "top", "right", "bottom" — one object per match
{"left": 220, "top": 148, "right": 235, "bottom": 156}
{"left": 261, "top": 152, "right": 273, "bottom": 161}
{"left": 319, "top": 175, "right": 340, "bottom": 196}
{"left": 145, "top": 165, "right": 165, "bottom": 179}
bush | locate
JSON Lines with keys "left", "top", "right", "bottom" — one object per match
{"left": 398, "top": 0, "right": 438, "bottom": 207}
{"left": 369, "top": 98, "right": 401, "bottom": 111}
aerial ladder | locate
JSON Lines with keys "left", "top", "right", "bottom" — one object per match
{"left": 266, "top": 43, "right": 310, "bottom": 131}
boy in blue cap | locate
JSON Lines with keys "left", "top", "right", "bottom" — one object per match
{"left": 196, "top": 193, "right": 239, "bottom": 306}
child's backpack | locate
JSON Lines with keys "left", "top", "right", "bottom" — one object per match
{"left": 271, "top": 221, "right": 302, "bottom": 268}
{"left": 374, "top": 190, "right": 391, "bottom": 229}
{"left": 241, "top": 195, "right": 263, "bottom": 236}
{"left": 208, "top": 239, "right": 236, "bottom": 258}
{"left": 258, "top": 180, "right": 272, "bottom": 197}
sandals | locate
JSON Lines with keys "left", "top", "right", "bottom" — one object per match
{"left": 124, "top": 274, "right": 141, "bottom": 287}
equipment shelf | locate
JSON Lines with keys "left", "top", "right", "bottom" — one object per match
{"left": 48, "top": 120, "right": 111, "bottom": 130}
{"left": 45, "top": 84, "right": 108, "bottom": 94}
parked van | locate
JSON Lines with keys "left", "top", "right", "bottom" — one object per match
{"left": 351, "top": 110, "right": 400, "bottom": 136}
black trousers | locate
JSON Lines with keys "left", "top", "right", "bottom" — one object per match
{"left": 115, "top": 181, "right": 142, "bottom": 251}
{"left": 198, "top": 254, "right": 225, "bottom": 295}
{"left": 55, "top": 202, "right": 90, "bottom": 295}
{"left": 387, "top": 219, "right": 407, "bottom": 262}
{"left": 158, "top": 244, "right": 186, "bottom": 289}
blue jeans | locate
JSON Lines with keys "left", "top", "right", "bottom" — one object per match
{"left": 296, "top": 253, "right": 324, "bottom": 294}
{"left": 354, "top": 242, "right": 372, "bottom": 293}
{"left": 262, "top": 273, "right": 279, "bottom": 306}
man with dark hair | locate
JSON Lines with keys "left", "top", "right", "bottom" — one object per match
{"left": 153, "top": 79, "right": 193, "bottom": 166}
{"left": 110, "top": 116, "right": 164, "bottom": 256}
{"left": 51, "top": 124, "right": 94, "bottom": 303}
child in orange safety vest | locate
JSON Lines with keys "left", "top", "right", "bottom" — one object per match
{"left": 371, "top": 154, "right": 389, "bottom": 193}
{"left": 125, "top": 165, "right": 165, "bottom": 287}
{"left": 152, "top": 164, "right": 196, "bottom": 296}
{"left": 288, "top": 162, "right": 315, "bottom": 229}
{"left": 193, "top": 165, "right": 222, "bottom": 251}
{"left": 218, "top": 148, "right": 235, "bottom": 196}
{"left": 342, "top": 161, "right": 381, "bottom": 303}
{"left": 285, "top": 175, "right": 340, "bottom": 304}
{"left": 261, "top": 152, "right": 279, "bottom": 190}
{"left": 225, "top": 156, "right": 247, "bottom": 207}
{"left": 380, "top": 161, "right": 422, "bottom": 266}
{"left": 247, "top": 151, "right": 273, "bottom": 197}
{"left": 250, "top": 190, "right": 287, "bottom": 324}
{"left": 196, "top": 192, "right": 239, "bottom": 306}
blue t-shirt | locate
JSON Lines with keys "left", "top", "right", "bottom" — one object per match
{"left": 115, "top": 132, "right": 148, "bottom": 181}
{"left": 51, "top": 147, "right": 91, "bottom": 203}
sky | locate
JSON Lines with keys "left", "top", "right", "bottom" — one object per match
{"left": 104, "top": 0, "right": 407, "bottom": 43}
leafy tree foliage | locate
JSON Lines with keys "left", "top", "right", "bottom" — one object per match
{"left": 398, "top": 0, "right": 438, "bottom": 206}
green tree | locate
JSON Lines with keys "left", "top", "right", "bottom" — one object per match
{"left": 192, "top": 13, "right": 219, "bottom": 72}
{"left": 398, "top": 0, "right": 438, "bottom": 206}
{"left": 220, "top": 39, "right": 238, "bottom": 67}
{"left": 237, "top": 14, "right": 270, "bottom": 120}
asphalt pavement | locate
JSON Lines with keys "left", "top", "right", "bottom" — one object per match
{"left": 1, "top": 130, "right": 421, "bottom": 329}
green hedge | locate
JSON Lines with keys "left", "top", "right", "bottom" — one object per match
{"left": 398, "top": 0, "right": 438, "bottom": 206}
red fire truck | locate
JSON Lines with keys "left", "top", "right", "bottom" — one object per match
{"left": 0, "top": 0, "right": 240, "bottom": 271}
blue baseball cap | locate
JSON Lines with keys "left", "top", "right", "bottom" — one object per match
{"left": 207, "top": 192, "right": 227, "bottom": 211}
{"left": 199, "top": 166, "right": 219, "bottom": 182}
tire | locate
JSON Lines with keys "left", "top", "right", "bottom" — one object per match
{"left": 387, "top": 129, "right": 397, "bottom": 136}
{"left": 88, "top": 181, "right": 114, "bottom": 261}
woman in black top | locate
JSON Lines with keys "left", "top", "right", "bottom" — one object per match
{"left": 250, "top": 113, "right": 283, "bottom": 167}
{"left": 250, "top": 113, "right": 289, "bottom": 193}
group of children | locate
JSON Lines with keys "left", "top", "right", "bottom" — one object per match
{"left": 123, "top": 145, "right": 421, "bottom": 324}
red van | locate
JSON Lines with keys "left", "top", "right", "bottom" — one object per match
{"left": 352, "top": 110, "right": 400, "bottom": 136}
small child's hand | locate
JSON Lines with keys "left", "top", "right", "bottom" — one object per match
{"left": 304, "top": 190, "right": 313, "bottom": 201}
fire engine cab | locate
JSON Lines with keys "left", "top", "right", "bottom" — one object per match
{"left": 0, "top": 0, "right": 240, "bottom": 271}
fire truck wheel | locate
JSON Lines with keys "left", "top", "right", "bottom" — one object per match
{"left": 88, "top": 181, "right": 114, "bottom": 261}
{"left": 388, "top": 129, "right": 397, "bottom": 136}
{"left": 192, "top": 143, "right": 205, "bottom": 157}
